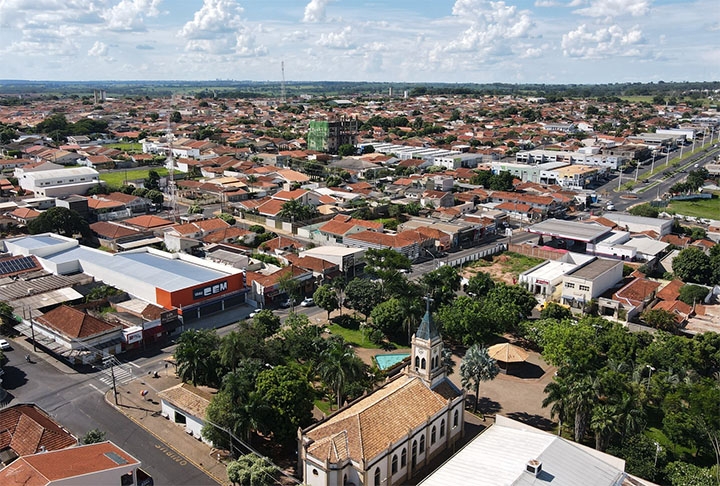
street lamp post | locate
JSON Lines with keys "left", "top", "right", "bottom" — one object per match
{"left": 424, "top": 247, "right": 438, "bottom": 268}
{"left": 646, "top": 364, "right": 656, "bottom": 391}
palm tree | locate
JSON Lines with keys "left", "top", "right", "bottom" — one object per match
{"left": 315, "top": 340, "right": 364, "bottom": 410}
{"left": 460, "top": 344, "right": 500, "bottom": 416}
{"left": 567, "top": 375, "right": 596, "bottom": 443}
{"left": 219, "top": 331, "right": 245, "bottom": 372}
{"left": 543, "top": 377, "right": 570, "bottom": 436}
{"left": 175, "top": 329, "right": 220, "bottom": 386}
{"left": 590, "top": 404, "right": 617, "bottom": 451}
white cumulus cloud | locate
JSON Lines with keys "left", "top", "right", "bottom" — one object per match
{"left": 438, "top": 0, "right": 534, "bottom": 56}
{"left": 180, "top": 0, "right": 244, "bottom": 39}
{"left": 88, "top": 40, "right": 109, "bottom": 57}
{"left": 317, "top": 26, "right": 354, "bottom": 49}
{"left": 303, "top": 0, "right": 330, "bottom": 23}
{"left": 562, "top": 24, "right": 644, "bottom": 58}
{"left": 573, "top": 0, "right": 651, "bottom": 18}
{"left": 101, "top": 0, "right": 161, "bottom": 31}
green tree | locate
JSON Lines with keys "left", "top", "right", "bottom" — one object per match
{"left": 665, "top": 461, "right": 716, "bottom": 486}
{"left": 0, "top": 301, "right": 17, "bottom": 330}
{"left": 144, "top": 169, "right": 161, "bottom": 191}
{"left": 277, "top": 272, "right": 300, "bottom": 310}
{"left": 175, "top": 329, "right": 221, "bottom": 387}
{"left": 81, "top": 428, "right": 107, "bottom": 444}
{"left": 483, "top": 283, "right": 537, "bottom": 333}
{"left": 251, "top": 310, "right": 281, "bottom": 338}
{"left": 344, "top": 278, "right": 382, "bottom": 318}
{"left": 460, "top": 344, "right": 500, "bottom": 414}
{"left": 218, "top": 212, "right": 236, "bottom": 225}
{"left": 641, "top": 308, "right": 679, "bottom": 332}
{"left": 678, "top": 284, "right": 709, "bottom": 305}
{"left": 226, "top": 454, "right": 276, "bottom": 486}
{"left": 145, "top": 189, "right": 164, "bottom": 205}
{"left": 315, "top": 339, "right": 365, "bottom": 410}
{"left": 27, "top": 207, "right": 90, "bottom": 238}
{"left": 672, "top": 247, "right": 712, "bottom": 284}
{"left": 438, "top": 296, "right": 495, "bottom": 345}
{"left": 370, "top": 298, "right": 404, "bottom": 338}
{"left": 540, "top": 302, "right": 573, "bottom": 320}
{"left": 278, "top": 199, "right": 317, "bottom": 222}
{"left": 628, "top": 203, "right": 659, "bottom": 218}
{"left": 338, "top": 143, "right": 356, "bottom": 157}
{"left": 255, "top": 365, "right": 314, "bottom": 445}
{"left": 465, "top": 271, "right": 495, "bottom": 297}
{"left": 421, "top": 265, "right": 461, "bottom": 309}
{"left": 608, "top": 434, "right": 666, "bottom": 482}
{"left": 170, "top": 111, "right": 182, "bottom": 123}
{"left": 313, "top": 284, "right": 339, "bottom": 320}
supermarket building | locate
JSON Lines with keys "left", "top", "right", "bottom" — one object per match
{"left": 3, "top": 233, "right": 247, "bottom": 323}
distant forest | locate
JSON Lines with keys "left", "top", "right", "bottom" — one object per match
{"left": 0, "top": 79, "right": 718, "bottom": 103}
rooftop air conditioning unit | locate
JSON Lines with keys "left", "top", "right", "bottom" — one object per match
{"left": 526, "top": 459, "right": 542, "bottom": 477}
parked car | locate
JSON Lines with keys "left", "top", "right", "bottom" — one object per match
{"left": 0, "top": 339, "right": 11, "bottom": 351}
{"left": 300, "top": 297, "right": 315, "bottom": 307}
{"left": 249, "top": 310, "right": 261, "bottom": 318}
{"left": 606, "top": 203, "right": 616, "bottom": 211}
{"left": 281, "top": 298, "right": 296, "bottom": 308}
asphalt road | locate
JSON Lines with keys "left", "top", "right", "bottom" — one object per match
{"left": 1, "top": 343, "right": 217, "bottom": 486}
{"left": 594, "top": 144, "right": 720, "bottom": 212}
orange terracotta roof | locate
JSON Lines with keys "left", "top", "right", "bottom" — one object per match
{"left": 123, "top": 214, "right": 174, "bottom": 229}
{"left": 0, "top": 404, "right": 76, "bottom": 457}
{"left": 613, "top": 278, "right": 660, "bottom": 306}
{"left": 89, "top": 221, "right": 140, "bottom": 240}
{"left": 16, "top": 441, "right": 139, "bottom": 483}
{"left": 36, "top": 305, "right": 120, "bottom": 339}
{"left": 656, "top": 279, "right": 684, "bottom": 301}
{"left": 305, "top": 376, "right": 458, "bottom": 464}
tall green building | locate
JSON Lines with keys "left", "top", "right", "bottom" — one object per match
{"left": 307, "top": 117, "right": 358, "bottom": 154}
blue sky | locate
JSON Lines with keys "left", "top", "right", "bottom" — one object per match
{"left": 0, "top": 0, "right": 717, "bottom": 84}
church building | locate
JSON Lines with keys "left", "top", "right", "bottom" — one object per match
{"left": 298, "top": 303, "right": 465, "bottom": 486}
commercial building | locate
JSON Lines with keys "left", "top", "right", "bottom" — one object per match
{"left": 519, "top": 252, "right": 595, "bottom": 300}
{"left": 3, "top": 233, "right": 247, "bottom": 324}
{"left": 526, "top": 219, "right": 614, "bottom": 253}
{"left": 16, "top": 166, "right": 102, "bottom": 197}
{"left": 561, "top": 257, "right": 624, "bottom": 310}
{"left": 600, "top": 213, "right": 672, "bottom": 237}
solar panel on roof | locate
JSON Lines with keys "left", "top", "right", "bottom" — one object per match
{"left": 0, "top": 256, "right": 37, "bottom": 275}
{"left": 104, "top": 451, "right": 128, "bottom": 465}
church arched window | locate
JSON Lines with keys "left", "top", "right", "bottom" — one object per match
{"left": 401, "top": 448, "right": 407, "bottom": 467}
{"left": 440, "top": 419, "right": 446, "bottom": 438}
{"left": 421, "top": 358, "right": 426, "bottom": 369}
{"left": 392, "top": 454, "right": 398, "bottom": 474}
{"left": 420, "top": 435, "right": 425, "bottom": 454}
{"left": 415, "top": 356, "right": 420, "bottom": 369}
{"left": 453, "top": 409, "right": 459, "bottom": 428}
{"left": 431, "top": 426, "right": 436, "bottom": 445}
{"left": 374, "top": 467, "right": 381, "bottom": 486}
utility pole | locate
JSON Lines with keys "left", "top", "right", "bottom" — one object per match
{"left": 104, "top": 356, "right": 118, "bottom": 405}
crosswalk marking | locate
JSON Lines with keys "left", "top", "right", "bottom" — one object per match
{"left": 97, "top": 363, "right": 135, "bottom": 387}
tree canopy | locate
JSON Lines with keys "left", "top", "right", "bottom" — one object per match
{"left": 27, "top": 207, "right": 90, "bottom": 238}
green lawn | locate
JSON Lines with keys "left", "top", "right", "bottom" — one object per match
{"left": 326, "top": 323, "right": 408, "bottom": 350}
{"left": 100, "top": 168, "right": 168, "bottom": 187}
{"left": 106, "top": 142, "right": 142, "bottom": 152}
{"left": 498, "top": 252, "right": 546, "bottom": 274}
{"left": 666, "top": 195, "right": 720, "bottom": 220}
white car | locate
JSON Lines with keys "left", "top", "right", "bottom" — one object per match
{"left": 605, "top": 204, "right": 616, "bottom": 211}
{"left": 300, "top": 297, "right": 314, "bottom": 307}
{"left": 249, "top": 310, "right": 261, "bottom": 318}
{"left": 0, "top": 339, "right": 11, "bottom": 351}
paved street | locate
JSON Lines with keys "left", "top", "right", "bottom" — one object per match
{"left": 594, "top": 143, "right": 720, "bottom": 212}
{"left": 1, "top": 339, "right": 217, "bottom": 486}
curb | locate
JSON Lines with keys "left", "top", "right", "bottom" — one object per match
{"left": 103, "top": 389, "right": 227, "bottom": 486}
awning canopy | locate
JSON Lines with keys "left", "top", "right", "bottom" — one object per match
{"left": 488, "top": 342, "right": 529, "bottom": 363}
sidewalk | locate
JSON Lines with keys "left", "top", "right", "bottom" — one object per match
{"left": 105, "top": 371, "right": 230, "bottom": 486}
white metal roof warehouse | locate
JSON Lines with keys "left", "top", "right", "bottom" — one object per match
{"left": 526, "top": 219, "right": 612, "bottom": 243}
{"left": 3, "top": 234, "right": 246, "bottom": 316}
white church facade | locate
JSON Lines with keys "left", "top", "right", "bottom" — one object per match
{"left": 298, "top": 304, "right": 465, "bottom": 486}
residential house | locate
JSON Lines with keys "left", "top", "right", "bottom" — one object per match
{"left": 8, "top": 207, "right": 41, "bottom": 225}
{"left": 0, "top": 441, "right": 143, "bottom": 486}
{"left": 604, "top": 277, "right": 661, "bottom": 321}
{"left": 0, "top": 404, "right": 77, "bottom": 464}
{"left": 246, "top": 265, "right": 314, "bottom": 308}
